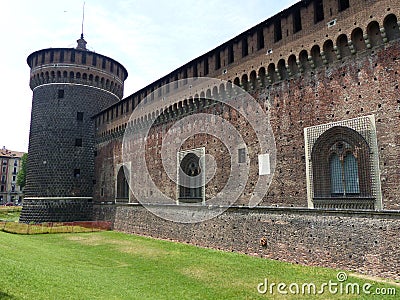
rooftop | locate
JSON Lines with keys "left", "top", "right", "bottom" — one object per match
{"left": 0, "top": 147, "right": 25, "bottom": 158}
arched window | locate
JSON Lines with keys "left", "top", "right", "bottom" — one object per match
{"left": 323, "top": 40, "right": 335, "bottom": 64}
{"left": 299, "top": 50, "right": 310, "bottom": 71}
{"left": 311, "top": 126, "right": 374, "bottom": 209}
{"left": 178, "top": 152, "right": 203, "bottom": 202}
{"left": 116, "top": 166, "right": 129, "bottom": 202}
{"left": 258, "top": 67, "right": 266, "bottom": 87}
{"left": 351, "top": 28, "right": 366, "bottom": 52}
{"left": 384, "top": 14, "right": 400, "bottom": 42}
{"left": 277, "top": 59, "right": 287, "bottom": 80}
{"left": 336, "top": 34, "right": 351, "bottom": 58}
{"left": 367, "top": 21, "right": 383, "bottom": 47}
{"left": 311, "top": 45, "right": 323, "bottom": 67}
{"left": 330, "top": 153, "right": 344, "bottom": 195}
{"left": 267, "top": 63, "right": 277, "bottom": 83}
{"left": 344, "top": 153, "right": 359, "bottom": 194}
{"left": 249, "top": 70, "right": 257, "bottom": 89}
{"left": 241, "top": 74, "right": 249, "bottom": 91}
{"left": 212, "top": 86, "right": 218, "bottom": 98}
{"left": 330, "top": 152, "right": 360, "bottom": 196}
{"left": 288, "top": 55, "right": 298, "bottom": 75}
{"left": 219, "top": 83, "right": 226, "bottom": 99}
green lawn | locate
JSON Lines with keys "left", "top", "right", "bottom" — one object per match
{"left": 0, "top": 207, "right": 21, "bottom": 222}
{"left": 0, "top": 231, "right": 398, "bottom": 300}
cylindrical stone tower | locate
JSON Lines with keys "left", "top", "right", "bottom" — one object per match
{"left": 20, "top": 35, "right": 128, "bottom": 223}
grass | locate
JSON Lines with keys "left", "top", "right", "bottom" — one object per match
{"left": 0, "top": 208, "right": 110, "bottom": 234}
{"left": 0, "top": 206, "right": 22, "bottom": 222}
{"left": 0, "top": 222, "right": 107, "bottom": 234}
{"left": 0, "top": 231, "right": 398, "bottom": 299}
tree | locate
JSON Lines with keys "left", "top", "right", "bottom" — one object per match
{"left": 16, "top": 153, "right": 27, "bottom": 190}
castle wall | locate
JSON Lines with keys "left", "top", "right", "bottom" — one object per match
{"left": 94, "top": 41, "right": 400, "bottom": 209}
{"left": 93, "top": 204, "right": 400, "bottom": 280}
{"left": 91, "top": 1, "right": 400, "bottom": 279}
{"left": 93, "top": 0, "right": 400, "bottom": 210}
{"left": 22, "top": 0, "right": 400, "bottom": 278}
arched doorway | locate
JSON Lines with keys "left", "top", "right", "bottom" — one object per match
{"left": 116, "top": 165, "right": 129, "bottom": 203}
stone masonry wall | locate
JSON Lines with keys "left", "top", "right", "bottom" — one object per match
{"left": 20, "top": 198, "right": 93, "bottom": 224}
{"left": 26, "top": 84, "right": 119, "bottom": 198}
{"left": 94, "top": 204, "right": 400, "bottom": 280}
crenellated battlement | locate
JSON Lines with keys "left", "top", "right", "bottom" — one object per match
{"left": 93, "top": 3, "right": 399, "bottom": 141}
{"left": 27, "top": 47, "right": 128, "bottom": 99}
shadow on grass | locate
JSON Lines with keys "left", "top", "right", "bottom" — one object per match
{"left": 0, "top": 291, "right": 16, "bottom": 299}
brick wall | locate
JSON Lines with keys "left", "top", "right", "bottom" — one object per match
{"left": 94, "top": 41, "right": 400, "bottom": 210}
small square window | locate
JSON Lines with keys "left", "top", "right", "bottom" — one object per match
{"left": 77, "top": 112, "right": 84, "bottom": 121}
{"left": 74, "top": 169, "right": 81, "bottom": 178}
{"left": 58, "top": 89, "right": 64, "bottom": 99}
{"left": 75, "top": 138, "right": 82, "bottom": 147}
{"left": 238, "top": 148, "right": 246, "bottom": 163}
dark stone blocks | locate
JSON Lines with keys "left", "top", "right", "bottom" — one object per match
{"left": 20, "top": 198, "right": 93, "bottom": 223}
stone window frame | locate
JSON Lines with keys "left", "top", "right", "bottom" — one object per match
{"left": 304, "top": 115, "right": 382, "bottom": 210}
{"left": 176, "top": 147, "right": 206, "bottom": 205}
{"left": 311, "top": 126, "right": 372, "bottom": 200}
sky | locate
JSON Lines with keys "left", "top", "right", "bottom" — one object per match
{"left": 0, "top": 0, "right": 298, "bottom": 153}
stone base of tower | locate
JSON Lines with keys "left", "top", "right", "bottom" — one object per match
{"left": 19, "top": 197, "right": 93, "bottom": 223}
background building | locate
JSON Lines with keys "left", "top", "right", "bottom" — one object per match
{"left": 0, "top": 147, "right": 25, "bottom": 204}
